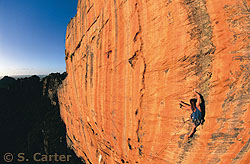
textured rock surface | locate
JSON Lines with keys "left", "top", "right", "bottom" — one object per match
{"left": 58, "top": 0, "right": 250, "bottom": 163}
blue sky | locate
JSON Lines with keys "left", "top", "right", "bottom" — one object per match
{"left": 0, "top": 0, "right": 77, "bottom": 76}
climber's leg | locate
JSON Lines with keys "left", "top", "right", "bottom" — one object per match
{"left": 188, "top": 125, "right": 197, "bottom": 138}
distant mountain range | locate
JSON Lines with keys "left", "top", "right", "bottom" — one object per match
{"left": 0, "top": 75, "right": 48, "bottom": 80}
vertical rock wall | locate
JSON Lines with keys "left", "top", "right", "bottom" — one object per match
{"left": 58, "top": 0, "right": 250, "bottom": 163}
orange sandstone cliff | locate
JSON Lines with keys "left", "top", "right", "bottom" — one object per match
{"left": 58, "top": 0, "right": 250, "bottom": 163}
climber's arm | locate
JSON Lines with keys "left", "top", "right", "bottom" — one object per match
{"left": 194, "top": 90, "right": 201, "bottom": 106}
{"left": 180, "top": 101, "right": 190, "bottom": 106}
{"left": 180, "top": 101, "right": 191, "bottom": 111}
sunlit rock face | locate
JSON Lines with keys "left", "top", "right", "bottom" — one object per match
{"left": 58, "top": 0, "right": 250, "bottom": 163}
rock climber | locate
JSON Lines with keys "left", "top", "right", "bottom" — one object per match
{"left": 180, "top": 89, "right": 202, "bottom": 139}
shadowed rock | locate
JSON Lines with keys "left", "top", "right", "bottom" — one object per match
{"left": 0, "top": 73, "right": 83, "bottom": 164}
